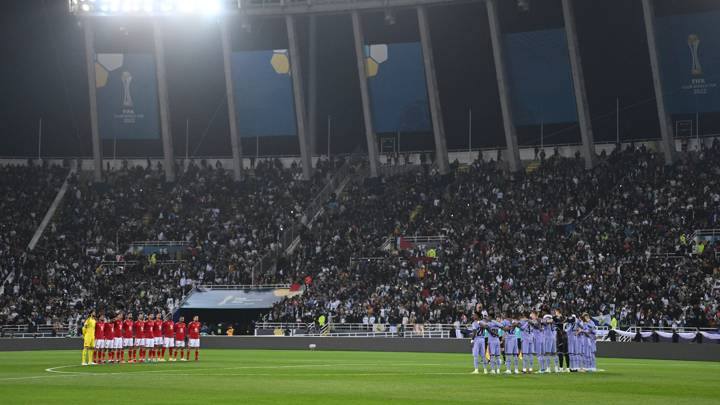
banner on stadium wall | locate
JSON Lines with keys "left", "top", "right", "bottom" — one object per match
{"left": 231, "top": 50, "right": 297, "bottom": 137}
{"left": 365, "top": 42, "right": 431, "bottom": 134}
{"left": 95, "top": 53, "right": 160, "bottom": 140}
{"left": 181, "top": 288, "right": 302, "bottom": 309}
{"left": 656, "top": 10, "right": 720, "bottom": 114}
{"left": 503, "top": 29, "right": 578, "bottom": 126}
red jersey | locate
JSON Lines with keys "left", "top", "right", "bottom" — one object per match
{"left": 114, "top": 320, "right": 123, "bottom": 338}
{"left": 174, "top": 322, "right": 187, "bottom": 340}
{"left": 95, "top": 321, "right": 105, "bottom": 339}
{"left": 144, "top": 321, "right": 154, "bottom": 339}
{"left": 122, "top": 319, "right": 134, "bottom": 339}
{"left": 103, "top": 322, "right": 114, "bottom": 339}
{"left": 162, "top": 320, "right": 175, "bottom": 338}
{"left": 134, "top": 320, "right": 145, "bottom": 338}
{"left": 188, "top": 321, "right": 201, "bottom": 339}
{"left": 153, "top": 320, "right": 163, "bottom": 337}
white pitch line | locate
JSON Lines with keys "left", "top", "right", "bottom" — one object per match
{"left": 24, "top": 362, "right": 607, "bottom": 381}
{"left": 45, "top": 362, "right": 452, "bottom": 376}
{"left": 0, "top": 374, "right": 82, "bottom": 382}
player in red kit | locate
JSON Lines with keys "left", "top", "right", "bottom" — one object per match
{"left": 162, "top": 318, "right": 175, "bottom": 361}
{"left": 188, "top": 315, "right": 201, "bottom": 361}
{"left": 144, "top": 314, "right": 156, "bottom": 363}
{"left": 153, "top": 313, "right": 163, "bottom": 361}
{"left": 133, "top": 314, "right": 145, "bottom": 363}
{"left": 122, "top": 313, "right": 134, "bottom": 363}
{"left": 103, "top": 318, "right": 115, "bottom": 363}
{"left": 94, "top": 315, "right": 105, "bottom": 364}
{"left": 113, "top": 313, "right": 124, "bottom": 364}
{"left": 173, "top": 316, "right": 187, "bottom": 362}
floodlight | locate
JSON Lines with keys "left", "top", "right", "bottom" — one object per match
{"left": 178, "top": 0, "right": 196, "bottom": 13}
{"left": 69, "top": 0, "right": 236, "bottom": 16}
{"left": 160, "top": 1, "right": 174, "bottom": 13}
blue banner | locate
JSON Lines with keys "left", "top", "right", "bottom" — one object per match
{"left": 657, "top": 10, "right": 720, "bottom": 114}
{"left": 182, "top": 288, "right": 301, "bottom": 309}
{"left": 232, "top": 50, "right": 297, "bottom": 137}
{"left": 503, "top": 29, "right": 578, "bottom": 126}
{"left": 365, "top": 42, "right": 431, "bottom": 134}
{"left": 95, "top": 53, "right": 160, "bottom": 139}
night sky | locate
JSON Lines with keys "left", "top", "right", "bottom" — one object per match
{"left": 0, "top": 0, "right": 719, "bottom": 158}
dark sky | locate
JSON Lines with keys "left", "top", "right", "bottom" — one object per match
{"left": 0, "top": 0, "right": 719, "bottom": 158}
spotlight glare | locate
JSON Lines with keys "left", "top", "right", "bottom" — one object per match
{"left": 203, "top": 0, "right": 222, "bottom": 15}
{"left": 160, "top": 1, "right": 173, "bottom": 13}
{"left": 73, "top": 0, "right": 227, "bottom": 15}
{"left": 178, "top": 0, "right": 196, "bottom": 13}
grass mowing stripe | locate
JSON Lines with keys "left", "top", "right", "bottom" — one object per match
{"left": 0, "top": 350, "right": 717, "bottom": 404}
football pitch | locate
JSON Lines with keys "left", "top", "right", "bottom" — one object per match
{"left": 0, "top": 349, "right": 718, "bottom": 404}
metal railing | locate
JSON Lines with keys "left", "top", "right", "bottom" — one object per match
{"left": 1, "top": 324, "right": 73, "bottom": 338}
{"left": 129, "top": 241, "right": 190, "bottom": 246}
{"left": 691, "top": 229, "right": 720, "bottom": 241}
{"left": 396, "top": 235, "right": 446, "bottom": 247}
{"left": 626, "top": 326, "right": 719, "bottom": 333}
{"left": 255, "top": 322, "right": 457, "bottom": 338}
{"left": 349, "top": 257, "right": 387, "bottom": 264}
{"left": 256, "top": 322, "right": 617, "bottom": 340}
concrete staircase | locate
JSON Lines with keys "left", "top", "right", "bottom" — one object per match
{"left": 27, "top": 168, "right": 75, "bottom": 251}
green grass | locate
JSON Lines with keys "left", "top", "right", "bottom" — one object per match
{"left": 0, "top": 349, "right": 718, "bottom": 404}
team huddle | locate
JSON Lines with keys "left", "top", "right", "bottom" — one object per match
{"left": 469, "top": 310, "right": 597, "bottom": 374}
{"left": 80, "top": 311, "right": 201, "bottom": 366}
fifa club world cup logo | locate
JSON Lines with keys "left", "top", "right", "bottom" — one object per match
{"left": 688, "top": 34, "right": 702, "bottom": 76}
{"left": 121, "top": 71, "right": 134, "bottom": 108}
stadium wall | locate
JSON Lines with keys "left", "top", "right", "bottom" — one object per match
{"left": 1, "top": 337, "right": 719, "bottom": 361}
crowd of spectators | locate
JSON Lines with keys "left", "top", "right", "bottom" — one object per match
{"left": 1, "top": 141, "right": 719, "bottom": 333}
{"left": 0, "top": 162, "right": 67, "bottom": 325}
{"left": 266, "top": 143, "right": 720, "bottom": 329}
{"left": 0, "top": 157, "right": 339, "bottom": 327}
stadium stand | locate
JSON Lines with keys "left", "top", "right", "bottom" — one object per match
{"left": 1, "top": 142, "right": 718, "bottom": 336}
{"left": 0, "top": 157, "right": 339, "bottom": 329}
{"left": 0, "top": 163, "right": 68, "bottom": 328}
{"left": 265, "top": 143, "right": 720, "bottom": 330}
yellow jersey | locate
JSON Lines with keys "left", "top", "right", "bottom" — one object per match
{"left": 82, "top": 317, "right": 96, "bottom": 339}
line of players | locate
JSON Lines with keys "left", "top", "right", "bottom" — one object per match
{"left": 469, "top": 310, "right": 597, "bottom": 374}
{"left": 83, "top": 312, "right": 201, "bottom": 366}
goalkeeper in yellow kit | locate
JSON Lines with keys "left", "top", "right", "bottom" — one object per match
{"left": 81, "top": 310, "right": 97, "bottom": 366}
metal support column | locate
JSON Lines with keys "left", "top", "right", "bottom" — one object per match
{"left": 485, "top": 0, "right": 521, "bottom": 172}
{"left": 308, "top": 14, "right": 319, "bottom": 158}
{"left": 286, "top": 15, "right": 313, "bottom": 180}
{"left": 351, "top": 11, "right": 379, "bottom": 178}
{"left": 417, "top": 6, "right": 449, "bottom": 175}
{"left": 221, "top": 17, "right": 243, "bottom": 181}
{"left": 83, "top": 19, "right": 103, "bottom": 182}
{"left": 153, "top": 19, "right": 176, "bottom": 182}
{"left": 562, "top": 0, "right": 595, "bottom": 169}
{"left": 642, "top": 0, "right": 676, "bottom": 164}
